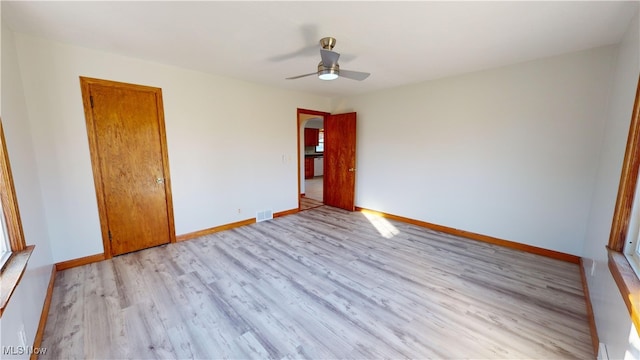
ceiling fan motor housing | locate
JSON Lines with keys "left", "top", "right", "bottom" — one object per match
{"left": 318, "top": 61, "right": 339, "bottom": 80}
{"left": 318, "top": 61, "right": 339, "bottom": 72}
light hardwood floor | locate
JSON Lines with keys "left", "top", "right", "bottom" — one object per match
{"left": 299, "top": 197, "right": 323, "bottom": 211}
{"left": 41, "top": 206, "right": 593, "bottom": 359}
{"left": 304, "top": 176, "right": 323, "bottom": 202}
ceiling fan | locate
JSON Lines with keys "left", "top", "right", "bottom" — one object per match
{"left": 286, "top": 37, "right": 370, "bottom": 81}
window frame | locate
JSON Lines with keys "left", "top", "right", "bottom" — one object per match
{"left": 0, "top": 117, "right": 33, "bottom": 317}
{"left": 629, "top": 245, "right": 640, "bottom": 276}
{"left": 0, "top": 199, "right": 13, "bottom": 270}
{"left": 625, "top": 218, "right": 640, "bottom": 277}
{"left": 608, "top": 74, "right": 640, "bottom": 335}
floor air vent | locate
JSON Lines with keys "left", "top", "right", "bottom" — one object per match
{"left": 256, "top": 209, "right": 273, "bottom": 222}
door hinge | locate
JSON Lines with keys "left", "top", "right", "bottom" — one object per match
{"left": 90, "top": 95, "right": 94, "bottom": 108}
{"left": 108, "top": 230, "right": 112, "bottom": 242}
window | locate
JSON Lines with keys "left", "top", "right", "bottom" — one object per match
{"left": 315, "top": 129, "right": 324, "bottom": 153}
{"left": 608, "top": 75, "right": 640, "bottom": 335}
{"left": 626, "top": 224, "right": 640, "bottom": 277}
{"left": 624, "top": 169, "right": 640, "bottom": 277}
{"left": 0, "top": 200, "right": 11, "bottom": 270}
{"left": 0, "top": 117, "right": 32, "bottom": 317}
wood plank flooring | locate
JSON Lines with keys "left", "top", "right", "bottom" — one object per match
{"left": 299, "top": 197, "right": 323, "bottom": 211}
{"left": 304, "top": 176, "right": 323, "bottom": 202}
{"left": 41, "top": 206, "right": 593, "bottom": 359}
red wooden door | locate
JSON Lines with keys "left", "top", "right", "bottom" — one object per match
{"left": 324, "top": 112, "right": 357, "bottom": 211}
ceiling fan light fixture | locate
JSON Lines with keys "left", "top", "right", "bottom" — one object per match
{"left": 286, "top": 37, "right": 369, "bottom": 81}
{"left": 318, "top": 69, "right": 339, "bottom": 81}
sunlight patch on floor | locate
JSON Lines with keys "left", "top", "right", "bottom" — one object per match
{"left": 363, "top": 211, "right": 400, "bottom": 239}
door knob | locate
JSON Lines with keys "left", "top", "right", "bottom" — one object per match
{"left": 348, "top": 168, "right": 356, "bottom": 172}
{"left": 156, "top": 177, "right": 165, "bottom": 184}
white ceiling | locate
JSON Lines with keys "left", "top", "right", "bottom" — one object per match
{"left": 2, "top": 1, "right": 637, "bottom": 98}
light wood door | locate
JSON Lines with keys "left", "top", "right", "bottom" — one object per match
{"left": 80, "top": 77, "right": 175, "bottom": 257}
{"left": 324, "top": 112, "right": 357, "bottom": 211}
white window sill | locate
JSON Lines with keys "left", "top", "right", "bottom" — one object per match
{"left": 0, "top": 245, "right": 34, "bottom": 317}
{"left": 608, "top": 250, "right": 640, "bottom": 335}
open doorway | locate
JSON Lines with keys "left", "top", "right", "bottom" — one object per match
{"left": 297, "top": 108, "right": 358, "bottom": 212}
{"left": 298, "top": 110, "right": 327, "bottom": 211}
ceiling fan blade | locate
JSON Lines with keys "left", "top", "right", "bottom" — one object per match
{"left": 268, "top": 45, "right": 317, "bottom": 62}
{"left": 268, "top": 24, "right": 319, "bottom": 62}
{"left": 339, "top": 69, "right": 370, "bottom": 81}
{"left": 285, "top": 72, "right": 318, "bottom": 80}
{"left": 320, "top": 49, "right": 340, "bottom": 67}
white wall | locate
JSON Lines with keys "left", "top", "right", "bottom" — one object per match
{"left": 305, "top": 119, "right": 324, "bottom": 129}
{"left": 333, "top": 46, "right": 616, "bottom": 256}
{"left": 12, "top": 33, "right": 329, "bottom": 263}
{"left": 0, "top": 23, "right": 55, "bottom": 359}
{"left": 582, "top": 9, "right": 640, "bottom": 360}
